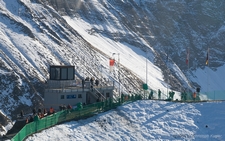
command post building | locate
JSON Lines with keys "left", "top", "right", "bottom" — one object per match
{"left": 44, "top": 65, "right": 114, "bottom": 110}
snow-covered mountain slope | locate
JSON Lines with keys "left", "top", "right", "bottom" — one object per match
{"left": 0, "top": 0, "right": 225, "bottom": 135}
{"left": 0, "top": 0, "right": 148, "bottom": 126}
{"left": 47, "top": 0, "right": 225, "bottom": 92}
{"left": 24, "top": 100, "right": 225, "bottom": 141}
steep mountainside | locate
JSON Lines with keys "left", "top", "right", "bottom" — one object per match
{"left": 0, "top": 0, "right": 143, "bottom": 130}
{"left": 0, "top": 0, "right": 225, "bottom": 135}
{"left": 47, "top": 0, "right": 225, "bottom": 89}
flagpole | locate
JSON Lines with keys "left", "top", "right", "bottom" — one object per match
{"left": 206, "top": 48, "right": 209, "bottom": 94}
{"left": 167, "top": 47, "right": 168, "bottom": 99}
{"left": 188, "top": 47, "right": 190, "bottom": 96}
{"left": 111, "top": 53, "right": 120, "bottom": 98}
{"left": 146, "top": 51, "right": 148, "bottom": 87}
{"left": 186, "top": 47, "right": 190, "bottom": 97}
{"left": 118, "top": 53, "right": 120, "bottom": 99}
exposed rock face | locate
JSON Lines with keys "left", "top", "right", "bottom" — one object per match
{"left": 0, "top": 0, "right": 225, "bottom": 136}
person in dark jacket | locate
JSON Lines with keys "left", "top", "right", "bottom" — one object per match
{"left": 158, "top": 89, "right": 161, "bottom": 100}
{"left": 90, "top": 77, "right": 94, "bottom": 86}
{"left": 95, "top": 79, "right": 99, "bottom": 86}
{"left": 33, "top": 108, "right": 36, "bottom": 115}
{"left": 33, "top": 114, "right": 39, "bottom": 121}
{"left": 90, "top": 77, "right": 94, "bottom": 91}
{"left": 67, "top": 104, "right": 72, "bottom": 109}
{"left": 20, "top": 110, "right": 24, "bottom": 117}
{"left": 82, "top": 78, "right": 85, "bottom": 91}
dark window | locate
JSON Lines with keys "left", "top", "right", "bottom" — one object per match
{"left": 68, "top": 67, "right": 74, "bottom": 79}
{"left": 61, "top": 68, "right": 67, "bottom": 79}
{"left": 50, "top": 66, "right": 75, "bottom": 80}
{"left": 78, "top": 94, "right": 82, "bottom": 98}
{"left": 50, "top": 67, "right": 60, "bottom": 80}
{"left": 106, "top": 93, "right": 110, "bottom": 98}
{"left": 61, "top": 95, "right": 64, "bottom": 99}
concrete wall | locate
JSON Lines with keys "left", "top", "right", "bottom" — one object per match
{"left": 44, "top": 90, "right": 86, "bottom": 110}
{"left": 44, "top": 86, "right": 114, "bottom": 110}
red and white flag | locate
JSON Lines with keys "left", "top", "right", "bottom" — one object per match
{"left": 186, "top": 48, "right": 189, "bottom": 65}
{"left": 206, "top": 48, "right": 209, "bottom": 65}
{"left": 109, "top": 59, "right": 115, "bottom": 72}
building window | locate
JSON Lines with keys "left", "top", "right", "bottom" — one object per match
{"left": 67, "top": 94, "right": 76, "bottom": 99}
{"left": 61, "top": 95, "right": 64, "bottom": 99}
{"left": 50, "top": 66, "right": 75, "bottom": 80}
{"left": 106, "top": 92, "right": 110, "bottom": 98}
{"left": 78, "top": 94, "right": 82, "bottom": 98}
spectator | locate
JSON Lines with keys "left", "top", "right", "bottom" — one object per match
{"left": 29, "top": 115, "right": 34, "bottom": 122}
{"left": 33, "top": 114, "right": 39, "bottom": 121}
{"left": 63, "top": 104, "right": 67, "bottom": 110}
{"left": 85, "top": 77, "right": 89, "bottom": 81}
{"left": 149, "top": 89, "right": 153, "bottom": 99}
{"left": 26, "top": 118, "right": 29, "bottom": 124}
{"left": 38, "top": 108, "right": 42, "bottom": 114}
{"left": 32, "top": 108, "right": 36, "bottom": 115}
{"left": 49, "top": 107, "right": 54, "bottom": 114}
{"left": 90, "top": 77, "right": 94, "bottom": 91}
{"left": 67, "top": 104, "right": 72, "bottom": 109}
{"left": 59, "top": 105, "right": 63, "bottom": 111}
{"left": 193, "top": 92, "right": 197, "bottom": 101}
{"left": 90, "top": 77, "right": 94, "bottom": 85}
{"left": 20, "top": 110, "right": 24, "bottom": 118}
{"left": 82, "top": 78, "right": 85, "bottom": 91}
{"left": 43, "top": 108, "right": 47, "bottom": 115}
{"left": 95, "top": 79, "right": 99, "bottom": 86}
{"left": 158, "top": 89, "right": 161, "bottom": 100}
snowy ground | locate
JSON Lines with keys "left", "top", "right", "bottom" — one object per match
{"left": 24, "top": 100, "right": 225, "bottom": 141}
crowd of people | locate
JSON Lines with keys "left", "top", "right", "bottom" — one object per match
{"left": 24, "top": 107, "right": 52, "bottom": 123}
{"left": 83, "top": 77, "right": 99, "bottom": 86}
{"left": 21, "top": 104, "right": 73, "bottom": 124}
{"left": 81, "top": 77, "right": 100, "bottom": 92}
{"left": 59, "top": 104, "right": 72, "bottom": 111}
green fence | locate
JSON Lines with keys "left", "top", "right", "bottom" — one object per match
{"left": 198, "top": 90, "right": 225, "bottom": 101}
{"left": 11, "top": 94, "right": 141, "bottom": 141}
{"left": 11, "top": 90, "right": 225, "bottom": 141}
{"left": 136, "top": 89, "right": 225, "bottom": 101}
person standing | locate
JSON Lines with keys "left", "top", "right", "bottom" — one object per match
{"left": 33, "top": 114, "right": 39, "bottom": 121}
{"left": 82, "top": 78, "right": 85, "bottom": 91}
{"left": 149, "top": 89, "right": 154, "bottom": 99}
{"left": 20, "top": 110, "right": 24, "bottom": 118}
{"left": 158, "top": 89, "right": 161, "bottom": 100}
{"left": 193, "top": 91, "right": 197, "bottom": 101}
{"left": 95, "top": 79, "right": 99, "bottom": 86}
{"left": 32, "top": 108, "right": 36, "bottom": 115}
{"left": 90, "top": 77, "right": 94, "bottom": 91}
{"left": 49, "top": 107, "right": 54, "bottom": 114}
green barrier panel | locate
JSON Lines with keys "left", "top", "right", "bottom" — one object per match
{"left": 11, "top": 96, "right": 142, "bottom": 141}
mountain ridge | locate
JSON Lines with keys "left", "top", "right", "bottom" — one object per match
{"left": 0, "top": 0, "right": 225, "bottom": 135}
